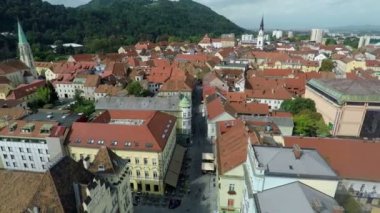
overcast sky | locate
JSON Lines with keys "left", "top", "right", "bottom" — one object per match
{"left": 45, "top": 0, "right": 378, "bottom": 30}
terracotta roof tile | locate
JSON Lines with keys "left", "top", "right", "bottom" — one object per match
{"left": 216, "top": 120, "right": 248, "bottom": 175}
{"left": 68, "top": 110, "right": 176, "bottom": 152}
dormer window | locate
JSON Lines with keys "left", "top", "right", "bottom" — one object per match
{"left": 98, "top": 164, "right": 105, "bottom": 172}
{"left": 22, "top": 123, "right": 35, "bottom": 133}
{"left": 8, "top": 122, "right": 17, "bottom": 132}
{"left": 40, "top": 124, "right": 53, "bottom": 134}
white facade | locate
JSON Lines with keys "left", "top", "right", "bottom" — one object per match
{"left": 272, "top": 30, "right": 283, "bottom": 39}
{"left": 287, "top": 31, "right": 294, "bottom": 38}
{"left": 0, "top": 136, "right": 65, "bottom": 172}
{"left": 257, "top": 30, "right": 265, "bottom": 50}
{"left": 310, "top": 29, "right": 324, "bottom": 44}
{"left": 246, "top": 146, "right": 339, "bottom": 197}
{"left": 341, "top": 179, "right": 380, "bottom": 200}
{"left": 212, "top": 41, "right": 222, "bottom": 49}
{"left": 207, "top": 113, "right": 235, "bottom": 141}
{"left": 55, "top": 82, "right": 83, "bottom": 99}
{"left": 247, "top": 98, "right": 284, "bottom": 111}
{"left": 81, "top": 178, "right": 119, "bottom": 213}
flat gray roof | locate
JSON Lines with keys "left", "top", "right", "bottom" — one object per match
{"left": 253, "top": 146, "right": 338, "bottom": 179}
{"left": 308, "top": 79, "right": 380, "bottom": 104}
{"left": 256, "top": 182, "right": 340, "bottom": 213}
{"left": 95, "top": 95, "right": 180, "bottom": 112}
{"left": 23, "top": 110, "right": 82, "bottom": 127}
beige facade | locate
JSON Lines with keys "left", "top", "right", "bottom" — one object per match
{"left": 305, "top": 85, "right": 380, "bottom": 137}
{"left": 218, "top": 165, "right": 246, "bottom": 213}
{"left": 68, "top": 125, "right": 177, "bottom": 195}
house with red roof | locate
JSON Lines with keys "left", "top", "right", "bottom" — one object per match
{"left": 205, "top": 95, "right": 235, "bottom": 141}
{"left": 284, "top": 136, "right": 380, "bottom": 205}
{"left": 6, "top": 80, "right": 45, "bottom": 101}
{"left": 67, "top": 110, "right": 182, "bottom": 195}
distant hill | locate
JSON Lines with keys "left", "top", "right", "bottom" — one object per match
{"left": 0, "top": 0, "right": 244, "bottom": 59}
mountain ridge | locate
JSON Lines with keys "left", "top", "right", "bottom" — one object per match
{"left": 0, "top": 0, "right": 244, "bottom": 59}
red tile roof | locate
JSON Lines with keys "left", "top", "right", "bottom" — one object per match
{"left": 228, "top": 102, "right": 269, "bottom": 115}
{"left": 0, "top": 60, "right": 29, "bottom": 75}
{"left": 67, "top": 110, "right": 176, "bottom": 152}
{"left": 175, "top": 54, "right": 209, "bottom": 63}
{"left": 7, "top": 80, "right": 45, "bottom": 100}
{"left": 206, "top": 97, "right": 226, "bottom": 120}
{"left": 216, "top": 120, "right": 248, "bottom": 175}
{"left": 284, "top": 137, "right": 380, "bottom": 182}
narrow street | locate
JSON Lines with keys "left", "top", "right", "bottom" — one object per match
{"left": 135, "top": 85, "right": 217, "bottom": 213}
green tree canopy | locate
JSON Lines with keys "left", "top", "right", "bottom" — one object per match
{"left": 325, "top": 38, "right": 337, "bottom": 45}
{"left": 280, "top": 98, "right": 316, "bottom": 115}
{"left": 70, "top": 90, "right": 95, "bottom": 116}
{"left": 126, "top": 81, "right": 150, "bottom": 97}
{"left": 27, "top": 83, "right": 58, "bottom": 111}
{"left": 293, "top": 110, "right": 330, "bottom": 137}
{"left": 319, "top": 59, "right": 335, "bottom": 72}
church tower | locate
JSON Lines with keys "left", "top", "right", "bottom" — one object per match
{"left": 256, "top": 16, "right": 265, "bottom": 50}
{"left": 18, "top": 21, "right": 37, "bottom": 78}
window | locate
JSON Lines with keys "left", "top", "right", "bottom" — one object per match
{"left": 24, "top": 163, "right": 28, "bottom": 168}
{"left": 42, "top": 165, "right": 46, "bottom": 170}
{"left": 227, "top": 199, "right": 234, "bottom": 208}
{"left": 145, "top": 184, "right": 151, "bottom": 192}
{"left": 145, "top": 171, "right": 149, "bottom": 178}
{"left": 40, "top": 157, "right": 45, "bottom": 162}
{"left": 13, "top": 162, "right": 17, "bottom": 167}
{"left": 5, "top": 161, "right": 10, "bottom": 167}
{"left": 153, "top": 171, "right": 158, "bottom": 179}
{"left": 228, "top": 184, "right": 236, "bottom": 195}
{"left": 126, "top": 157, "right": 131, "bottom": 163}
{"left": 19, "top": 148, "right": 24, "bottom": 152}
{"left": 3, "top": 154, "right": 7, "bottom": 159}
{"left": 154, "top": 185, "right": 159, "bottom": 192}
{"left": 135, "top": 158, "right": 140, "bottom": 164}
{"left": 10, "top": 155, "right": 14, "bottom": 160}
{"left": 152, "top": 158, "right": 157, "bottom": 166}
{"left": 45, "top": 149, "right": 49, "bottom": 154}
{"left": 144, "top": 158, "right": 148, "bottom": 165}
{"left": 136, "top": 170, "right": 141, "bottom": 178}
{"left": 29, "top": 156, "right": 33, "bottom": 161}
{"left": 8, "top": 147, "right": 13, "bottom": 152}
{"left": 26, "top": 148, "right": 31, "bottom": 153}
{"left": 22, "top": 155, "right": 26, "bottom": 160}
{"left": 0, "top": 146, "right": 4, "bottom": 151}
{"left": 31, "top": 163, "right": 35, "bottom": 169}
{"left": 38, "top": 149, "right": 43, "bottom": 154}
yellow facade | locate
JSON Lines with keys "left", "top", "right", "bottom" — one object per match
{"left": 218, "top": 165, "right": 245, "bottom": 213}
{"left": 68, "top": 124, "right": 177, "bottom": 195}
{"left": 345, "top": 60, "right": 366, "bottom": 73}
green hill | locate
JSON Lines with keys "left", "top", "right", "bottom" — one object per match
{"left": 0, "top": 0, "right": 244, "bottom": 59}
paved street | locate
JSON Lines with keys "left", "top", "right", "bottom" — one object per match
{"left": 135, "top": 85, "right": 218, "bottom": 213}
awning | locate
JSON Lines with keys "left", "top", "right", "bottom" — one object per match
{"left": 202, "top": 162, "right": 215, "bottom": 171}
{"left": 165, "top": 144, "right": 186, "bottom": 187}
{"left": 202, "top": 153, "right": 214, "bottom": 161}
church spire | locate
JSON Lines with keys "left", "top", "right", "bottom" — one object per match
{"left": 260, "top": 16, "right": 264, "bottom": 31}
{"left": 18, "top": 20, "right": 28, "bottom": 45}
{"left": 17, "top": 20, "right": 37, "bottom": 78}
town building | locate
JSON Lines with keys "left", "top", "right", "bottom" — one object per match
{"left": 87, "top": 147, "right": 133, "bottom": 213}
{"left": 216, "top": 120, "right": 251, "bottom": 213}
{"left": 67, "top": 110, "right": 181, "bottom": 195}
{"left": 310, "top": 29, "right": 324, "bottom": 44}
{"left": 0, "top": 60, "right": 29, "bottom": 87}
{"left": 205, "top": 96, "right": 235, "bottom": 141}
{"left": 0, "top": 120, "right": 68, "bottom": 172}
{"left": 0, "top": 156, "right": 123, "bottom": 213}
{"left": 253, "top": 182, "right": 343, "bottom": 213}
{"left": 247, "top": 145, "right": 339, "bottom": 197}
{"left": 285, "top": 136, "right": 380, "bottom": 206}
{"left": 305, "top": 79, "right": 380, "bottom": 138}
{"left": 95, "top": 95, "right": 191, "bottom": 137}
{"left": 221, "top": 33, "right": 236, "bottom": 48}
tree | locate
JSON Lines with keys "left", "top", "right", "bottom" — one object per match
{"left": 27, "top": 83, "right": 58, "bottom": 111}
{"left": 319, "top": 59, "right": 335, "bottom": 72}
{"left": 126, "top": 81, "right": 147, "bottom": 97}
{"left": 325, "top": 38, "right": 337, "bottom": 45}
{"left": 70, "top": 90, "right": 95, "bottom": 116}
{"left": 293, "top": 110, "right": 330, "bottom": 137}
{"left": 280, "top": 98, "right": 316, "bottom": 115}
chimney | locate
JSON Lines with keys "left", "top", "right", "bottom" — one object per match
{"left": 271, "top": 89, "right": 275, "bottom": 94}
{"left": 332, "top": 206, "right": 344, "bottom": 213}
{"left": 293, "top": 144, "right": 302, "bottom": 160}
